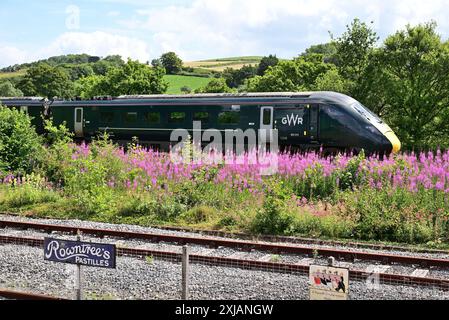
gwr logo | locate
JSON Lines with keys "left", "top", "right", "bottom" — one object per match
{"left": 281, "top": 114, "right": 304, "bottom": 126}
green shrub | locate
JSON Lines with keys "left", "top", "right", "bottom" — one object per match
{"left": 293, "top": 213, "right": 354, "bottom": 239}
{"left": 251, "top": 180, "right": 297, "bottom": 235}
{"left": 337, "top": 151, "right": 366, "bottom": 191}
{"left": 0, "top": 106, "right": 43, "bottom": 174}
{"left": 1, "top": 174, "right": 60, "bottom": 208}
{"left": 179, "top": 206, "right": 217, "bottom": 224}
{"left": 116, "top": 192, "right": 186, "bottom": 222}
{"left": 340, "top": 187, "right": 437, "bottom": 243}
{"left": 288, "top": 164, "right": 339, "bottom": 201}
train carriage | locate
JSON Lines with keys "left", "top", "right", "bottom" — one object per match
{"left": 1, "top": 92, "right": 401, "bottom": 155}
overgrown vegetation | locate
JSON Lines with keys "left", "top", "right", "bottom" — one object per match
{"left": 0, "top": 110, "right": 448, "bottom": 247}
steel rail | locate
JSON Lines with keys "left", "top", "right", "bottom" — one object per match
{"left": 2, "top": 212, "right": 447, "bottom": 255}
{"left": 150, "top": 224, "right": 449, "bottom": 255}
{"left": 0, "top": 288, "right": 67, "bottom": 300}
{"left": 1, "top": 219, "right": 449, "bottom": 268}
{"left": 0, "top": 234, "right": 448, "bottom": 292}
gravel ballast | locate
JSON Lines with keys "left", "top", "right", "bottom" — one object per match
{"left": 1, "top": 214, "right": 449, "bottom": 300}
{"left": 0, "top": 244, "right": 448, "bottom": 300}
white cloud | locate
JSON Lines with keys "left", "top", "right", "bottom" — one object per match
{"left": 3, "top": 0, "right": 449, "bottom": 68}
{"left": 115, "top": 0, "right": 449, "bottom": 60}
{"left": 0, "top": 45, "right": 30, "bottom": 68}
{"left": 107, "top": 11, "right": 121, "bottom": 17}
{"left": 39, "top": 31, "right": 151, "bottom": 63}
{"left": 120, "top": 0, "right": 349, "bottom": 60}
{"left": 391, "top": 0, "right": 449, "bottom": 33}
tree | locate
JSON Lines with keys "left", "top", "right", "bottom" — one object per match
{"left": 160, "top": 52, "right": 183, "bottom": 74}
{"left": 103, "top": 55, "right": 125, "bottom": 66}
{"left": 180, "top": 86, "right": 192, "bottom": 94}
{"left": 151, "top": 59, "right": 163, "bottom": 68}
{"left": 360, "top": 22, "right": 449, "bottom": 149}
{"left": 313, "top": 69, "right": 350, "bottom": 93}
{"left": 65, "top": 64, "right": 94, "bottom": 81}
{"left": 103, "top": 59, "right": 168, "bottom": 96}
{"left": 246, "top": 54, "right": 332, "bottom": 92}
{"left": 88, "top": 56, "right": 101, "bottom": 63}
{"left": 0, "top": 106, "right": 42, "bottom": 174}
{"left": 195, "top": 78, "right": 233, "bottom": 93}
{"left": 75, "top": 60, "right": 168, "bottom": 97}
{"left": 92, "top": 60, "right": 112, "bottom": 76}
{"left": 17, "top": 63, "right": 74, "bottom": 98}
{"left": 0, "top": 81, "right": 23, "bottom": 97}
{"left": 302, "top": 43, "right": 338, "bottom": 64}
{"left": 223, "top": 65, "right": 257, "bottom": 88}
{"left": 74, "top": 75, "right": 107, "bottom": 98}
{"left": 332, "top": 19, "right": 379, "bottom": 84}
{"left": 257, "top": 54, "right": 279, "bottom": 76}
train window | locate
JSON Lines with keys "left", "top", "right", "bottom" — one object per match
{"left": 100, "top": 112, "right": 114, "bottom": 123}
{"left": 124, "top": 112, "right": 138, "bottom": 124}
{"left": 310, "top": 105, "right": 318, "bottom": 123}
{"left": 20, "top": 106, "right": 28, "bottom": 113}
{"left": 169, "top": 112, "right": 186, "bottom": 123}
{"left": 193, "top": 112, "right": 209, "bottom": 123}
{"left": 218, "top": 111, "right": 240, "bottom": 125}
{"left": 76, "top": 109, "right": 82, "bottom": 123}
{"left": 352, "top": 102, "right": 383, "bottom": 124}
{"left": 146, "top": 112, "right": 160, "bottom": 124}
{"left": 263, "top": 109, "right": 271, "bottom": 125}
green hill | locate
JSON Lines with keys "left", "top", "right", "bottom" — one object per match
{"left": 164, "top": 75, "right": 211, "bottom": 94}
{"left": 0, "top": 55, "right": 266, "bottom": 95}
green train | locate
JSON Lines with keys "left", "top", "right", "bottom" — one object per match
{"left": 0, "top": 92, "right": 401, "bottom": 154}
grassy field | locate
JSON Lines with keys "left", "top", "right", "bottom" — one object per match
{"left": 0, "top": 70, "right": 26, "bottom": 79}
{"left": 164, "top": 74, "right": 211, "bottom": 94}
{"left": 184, "top": 56, "right": 263, "bottom": 71}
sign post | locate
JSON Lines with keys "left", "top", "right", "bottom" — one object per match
{"left": 182, "top": 245, "right": 189, "bottom": 300}
{"left": 44, "top": 235, "right": 117, "bottom": 301}
{"left": 75, "top": 230, "right": 82, "bottom": 300}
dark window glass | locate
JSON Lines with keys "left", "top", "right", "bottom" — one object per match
{"left": 100, "top": 112, "right": 114, "bottom": 123}
{"left": 76, "top": 109, "right": 82, "bottom": 123}
{"left": 263, "top": 108, "right": 271, "bottom": 125}
{"left": 310, "top": 105, "right": 318, "bottom": 124}
{"left": 169, "top": 112, "right": 185, "bottom": 123}
{"left": 194, "top": 112, "right": 209, "bottom": 123}
{"left": 218, "top": 111, "right": 240, "bottom": 125}
{"left": 124, "top": 112, "right": 137, "bottom": 124}
{"left": 146, "top": 112, "right": 160, "bottom": 124}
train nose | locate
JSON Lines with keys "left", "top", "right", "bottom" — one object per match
{"left": 384, "top": 131, "right": 401, "bottom": 154}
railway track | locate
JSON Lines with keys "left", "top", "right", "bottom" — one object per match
{"left": 0, "top": 288, "right": 65, "bottom": 300}
{"left": 1, "top": 212, "right": 447, "bottom": 255}
{"left": 152, "top": 225, "right": 449, "bottom": 255}
{"left": 0, "top": 218, "right": 448, "bottom": 268}
{"left": 0, "top": 233, "right": 449, "bottom": 292}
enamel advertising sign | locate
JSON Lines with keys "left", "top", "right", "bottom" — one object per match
{"left": 44, "top": 237, "right": 116, "bottom": 269}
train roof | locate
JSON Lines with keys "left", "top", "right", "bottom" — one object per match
{"left": 0, "top": 96, "right": 45, "bottom": 101}
{"left": 1, "top": 92, "right": 357, "bottom": 106}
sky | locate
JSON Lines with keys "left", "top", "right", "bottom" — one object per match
{"left": 1, "top": 0, "right": 449, "bottom": 68}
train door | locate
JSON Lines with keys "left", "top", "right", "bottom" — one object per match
{"left": 274, "top": 104, "right": 309, "bottom": 145}
{"left": 260, "top": 106, "right": 274, "bottom": 143}
{"left": 74, "top": 107, "right": 84, "bottom": 137}
{"left": 309, "top": 104, "right": 319, "bottom": 142}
